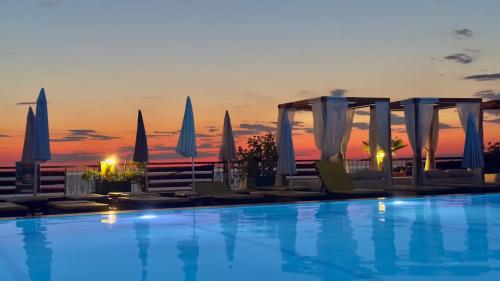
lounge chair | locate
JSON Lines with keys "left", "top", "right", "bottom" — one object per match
{"left": 115, "top": 195, "right": 191, "bottom": 210}
{"left": 314, "top": 161, "right": 388, "bottom": 197}
{"left": 66, "top": 193, "right": 110, "bottom": 203}
{"left": 47, "top": 200, "right": 109, "bottom": 214}
{"left": 0, "top": 202, "right": 29, "bottom": 217}
{"left": 194, "top": 182, "right": 266, "bottom": 203}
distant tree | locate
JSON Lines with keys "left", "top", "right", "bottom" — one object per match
{"left": 362, "top": 137, "right": 408, "bottom": 156}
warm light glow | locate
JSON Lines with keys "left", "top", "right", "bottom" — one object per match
{"left": 100, "top": 155, "right": 118, "bottom": 177}
{"left": 378, "top": 201, "right": 386, "bottom": 213}
{"left": 376, "top": 149, "right": 386, "bottom": 170}
{"left": 100, "top": 213, "right": 117, "bottom": 224}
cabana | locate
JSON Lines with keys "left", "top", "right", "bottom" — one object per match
{"left": 390, "top": 98, "right": 484, "bottom": 186}
{"left": 276, "top": 96, "right": 393, "bottom": 189}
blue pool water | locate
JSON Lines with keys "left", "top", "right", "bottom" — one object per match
{"left": 1, "top": 194, "right": 500, "bottom": 281}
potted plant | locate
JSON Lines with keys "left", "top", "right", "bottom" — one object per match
{"left": 235, "top": 132, "right": 278, "bottom": 187}
{"left": 82, "top": 164, "right": 143, "bottom": 194}
{"left": 484, "top": 142, "right": 500, "bottom": 182}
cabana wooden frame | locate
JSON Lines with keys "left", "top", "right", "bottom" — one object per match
{"left": 390, "top": 97, "right": 484, "bottom": 185}
{"left": 278, "top": 96, "right": 393, "bottom": 181}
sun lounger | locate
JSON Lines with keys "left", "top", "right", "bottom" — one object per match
{"left": 315, "top": 161, "right": 388, "bottom": 197}
{"left": 0, "top": 202, "right": 29, "bottom": 217}
{"left": 48, "top": 200, "right": 109, "bottom": 214}
{"left": 194, "top": 182, "right": 265, "bottom": 203}
{"left": 66, "top": 193, "right": 110, "bottom": 203}
{"left": 116, "top": 196, "right": 190, "bottom": 210}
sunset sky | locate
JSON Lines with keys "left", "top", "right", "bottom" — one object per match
{"left": 1, "top": 0, "right": 499, "bottom": 166}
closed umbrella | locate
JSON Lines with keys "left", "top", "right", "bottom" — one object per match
{"left": 218, "top": 111, "right": 237, "bottom": 187}
{"left": 276, "top": 111, "right": 296, "bottom": 190}
{"left": 21, "top": 107, "right": 36, "bottom": 162}
{"left": 33, "top": 88, "right": 51, "bottom": 197}
{"left": 133, "top": 110, "right": 149, "bottom": 191}
{"left": 462, "top": 113, "right": 484, "bottom": 169}
{"left": 176, "top": 97, "right": 197, "bottom": 188}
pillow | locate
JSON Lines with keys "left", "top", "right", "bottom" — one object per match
{"left": 425, "top": 169, "right": 448, "bottom": 178}
{"left": 350, "top": 169, "right": 385, "bottom": 180}
{"left": 446, "top": 169, "right": 475, "bottom": 178}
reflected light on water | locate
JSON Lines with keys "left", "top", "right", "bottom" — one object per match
{"left": 100, "top": 213, "right": 117, "bottom": 224}
{"left": 139, "top": 214, "right": 158, "bottom": 220}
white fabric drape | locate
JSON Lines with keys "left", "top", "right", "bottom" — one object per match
{"left": 457, "top": 103, "right": 481, "bottom": 133}
{"left": 424, "top": 109, "right": 439, "bottom": 170}
{"left": 369, "top": 108, "right": 378, "bottom": 170}
{"left": 323, "top": 98, "right": 348, "bottom": 159}
{"left": 340, "top": 109, "right": 355, "bottom": 171}
{"left": 402, "top": 99, "right": 435, "bottom": 184}
{"left": 311, "top": 100, "right": 324, "bottom": 156}
{"left": 275, "top": 108, "right": 296, "bottom": 186}
{"left": 311, "top": 98, "right": 348, "bottom": 160}
{"left": 375, "top": 101, "right": 391, "bottom": 183}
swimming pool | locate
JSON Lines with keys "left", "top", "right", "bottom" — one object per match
{"left": 1, "top": 194, "right": 500, "bottom": 281}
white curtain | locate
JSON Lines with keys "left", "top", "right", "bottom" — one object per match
{"left": 275, "top": 108, "right": 296, "bottom": 186}
{"left": 402, "top": 100, "right": 435, "bottom": 184}
{"left": 457, "top": 103, "right": 481, "bottom": 133}
{"left": 424, "top": 109, "right": 439, "bottom": 170}
{"left": 324, "top": 98, "right": 348, "bottom": 159}
{"left": 340, "top": 109, "right": 355, "bottom": 171}
{"left": 311, "top": 100, "right": 325, "bottom": 157}
{"left": 375, "top": 101, "right": 391, "bottom": 183}
{"left": 311, "top": 98, "right": 348, "bottom": 160}
{"left": 369, "top": 108, "right": 378, "bottom": 170}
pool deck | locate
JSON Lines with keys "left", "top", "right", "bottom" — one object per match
{"left": 1, "top": 182, "right": 500, "bottom": 219}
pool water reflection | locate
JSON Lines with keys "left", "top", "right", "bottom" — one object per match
{"left": 1, "top": 194, "right": 500, "bottom": 280}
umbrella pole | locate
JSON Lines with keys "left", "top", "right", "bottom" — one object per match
{"left": 191, "top": 156, "right": 195, "bottom": 190}
{"left": 33, "top": 161, "right": 39, "bottom": 198}
{"left": 144, "top": 162, "right": 149, "bottom": 193}
{"left": 289, "top": 165, "right": 293, "bottom": 192}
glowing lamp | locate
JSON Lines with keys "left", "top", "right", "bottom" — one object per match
{"left": 100, "top": 155, "right": 117, "bottom": 178}
{"left": 376, "top": 149, "right": 386, "bottom": 170}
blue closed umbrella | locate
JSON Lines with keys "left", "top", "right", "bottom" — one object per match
{"left": 21, "top": 107, "right": 36, "bottom": 162}
{"left": 219, "top": 111, "right": 236, "bottom": 187}
{"left": 462, "top": 113, "right": 484, "bottom": 169}
{"left": 32, "top": 88, "right": 51, "bottom": 197}
{"left": 133, "top": 110, "right": 149, "bottom": 163}
{"left": 176, "top": 97, "right": 197, "bottom": 188}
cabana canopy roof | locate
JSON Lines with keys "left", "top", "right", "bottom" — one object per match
{"left": 278, "top": 96, "right": 390, "bottom": 111}
{"left": 390, "top": 98, "right": 482, "bottom": 111}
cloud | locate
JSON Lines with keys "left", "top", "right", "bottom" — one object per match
{"left": 391, "top": 113, "right": 406, "bottom": 125}
{"left": 51, "top": 129, "right": 119, "bottom": 142}
{"left": 439, "top": 123, "right": 459, "bottom": 129}
{"left": 355, "top": 109, "right": 370, "bottom": 116}
{"left": 330, "top": 89, "right": 347, "bottom": 97}
{"left": 0, "top": 134, "right": 11, "bottom": 138}
{"left": 444, "top": 53, "right": 474, "bottom": 64}
{"left": 198, "top": 142, "right": 214, "bottom": 149}
{"left": 454, "top": 28, "right": 473, "bottom": 37}
{"left": 485, "top": 118, "right": 500, "bottom": 124}
{"left": 473, "top": 90, "right": 500, "bottom": 100}
{"left": 206, "top": 126, "right": 219, "bottom": 133}
{"left": 16, "top": 101, "right": 36, "bottom": 106}
{"left": 352, "top": 122, "right": 369, "bottom": 130}
{"left": 297, "top": 90, "right": 315, "bottom": 97}
{"left": 464, "top": 74, "right": 500, "bottom": 81}
{"left": 51, "top": 152, "right": 102, "bottom": 163}
{"left": 233, "top": 123, "right": 276, "bottom": 136}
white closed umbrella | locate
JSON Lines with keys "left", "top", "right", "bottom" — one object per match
{"left": 462, "top": 113, "right": 484, "bottom": 169}
{"left": 176, "top": 97, "right": 197, "bottom": 188}
{"left": 276, "top": 111, "right": 296, "bottom": 190}
{"left": 33, "top": 88, "right": 51, "bottom": 197}
{"left": 218, "top": 111, "right": 237, "bottom": 187}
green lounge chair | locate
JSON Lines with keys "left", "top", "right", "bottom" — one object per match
{"left": 194, "top": 182, "right": 265, "bottom": 203}
{"left": 314, "top": 161, "right": 387, "bottom": 196}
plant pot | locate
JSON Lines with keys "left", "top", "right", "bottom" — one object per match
{"left": 95, "top": 181, "right": 131, "bottom": 194}
{"left": 255, "top": 174, "right": 275, "bottom": 187}
{"left": 243, "top": 176, "right": 257, "bottom": 188}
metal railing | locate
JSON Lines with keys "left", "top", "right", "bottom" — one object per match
{"left": 0, "top": 156, "right": 465, "bottom": 196}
